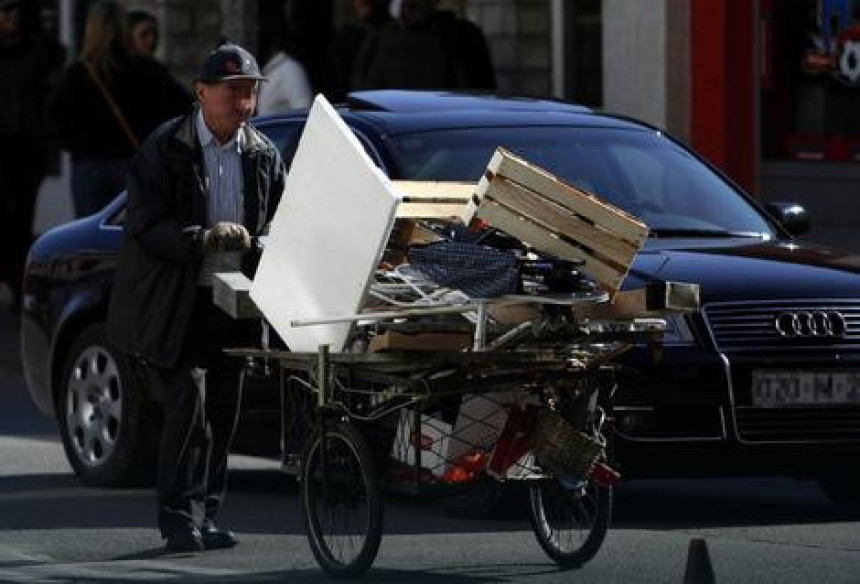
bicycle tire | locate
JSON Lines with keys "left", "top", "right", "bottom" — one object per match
{"left": 528, "top": 478, "right": 612, "bottom": 568}
{"left": 300, "top": 422, "right": 383, "bottom": 578}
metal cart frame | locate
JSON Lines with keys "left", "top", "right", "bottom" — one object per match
{"left": 228, "top": 294, "right": 665, "bottom": 578}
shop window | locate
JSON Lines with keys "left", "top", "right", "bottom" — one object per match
{"left": 762, "top": 0, "right": 860, "bottom": 162}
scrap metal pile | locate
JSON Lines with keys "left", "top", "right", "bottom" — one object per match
{"left": 215, "top": 95, "right": 699, "bottom": 486}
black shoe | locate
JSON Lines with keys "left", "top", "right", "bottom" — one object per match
{"left": 202, "top": 525, "right": 238, "bottom": 550}
{"left": 165, "top": 526, "right": 204, "bottom": 552}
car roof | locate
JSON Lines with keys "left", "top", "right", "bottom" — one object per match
{"left": 346, "top": 90, "right": 591, "bottom": 114}
{"left": 255, "top": 90, "right": 654, "bottom": 136}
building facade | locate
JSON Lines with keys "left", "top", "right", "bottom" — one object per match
{"left": 37, "top": 1, "right": 860, "bottom": 253}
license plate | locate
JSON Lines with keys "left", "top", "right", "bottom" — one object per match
{"left": 751, "top": 370, "right": 860, "bottom": 407}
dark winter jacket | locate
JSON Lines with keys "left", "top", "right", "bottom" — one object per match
{"left": 360, "top": 10, "right": 495, "bottom": 91}
{"left": 106, "top": 109, "right": 285, "bottom": 367}
{"left": 46, "top": 54, "right": 191, "bottom": 160}
{"left": 0, "top": 32, "right": 64, "bottom": 139}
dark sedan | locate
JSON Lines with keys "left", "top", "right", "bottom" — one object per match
{"left": 20, "top": 90, "right": 860, "bottom": 503}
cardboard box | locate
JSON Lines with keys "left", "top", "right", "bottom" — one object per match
{"left": 391, "top": 394, "right": 542, "bottom": 481}
{"left": 488, "top": 303, "right": 542, "bottom": 325}
{"left": 390, "top": 410, "right": 451, "bottom": 477}
{"left": 369, "top": 331, "right": 472, "bottom": 352}
{"left": 448, "top": 393, "right": 512, "bottom": 465}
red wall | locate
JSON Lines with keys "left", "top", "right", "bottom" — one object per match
{"left": 691, "top": 0, "right": 758, "bottom": 194}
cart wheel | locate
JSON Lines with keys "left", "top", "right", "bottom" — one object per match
{"left": 301, "top": 422, "right": 383, "bottom": 578}
{"left": 528, "top": 478, "right": 611, "bottom": 569}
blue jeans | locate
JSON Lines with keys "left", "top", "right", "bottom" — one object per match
{"left": 71, "top": 157, "right": 129, "bottom": 218}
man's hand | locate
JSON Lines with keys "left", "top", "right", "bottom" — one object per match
{"left": 203, "top": 222, "right": 252, "bottom": 252}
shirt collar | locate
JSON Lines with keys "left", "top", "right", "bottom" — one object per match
{"left": 196, "top": 109, "right": 243, "bottom": 151}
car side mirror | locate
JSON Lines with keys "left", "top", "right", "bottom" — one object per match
{"left": 765, "top": 202, "right": 811, "bottom": 237}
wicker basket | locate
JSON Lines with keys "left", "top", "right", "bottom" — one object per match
{"left": 531, "top": 407, "right": 605, "bottom": 478}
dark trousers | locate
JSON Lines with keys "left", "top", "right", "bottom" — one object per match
{"left": 0, "top": 142, "right": 45, "bottom": 307}
{"left": 144, "top": 290, "right": 247, "bottom": 537}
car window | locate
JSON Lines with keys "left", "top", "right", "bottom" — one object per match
{"left": 105, "top": 205, "right": 125, "bottom": 226}
{"left": 259, "top": 121, "right": 305, "bottom": 171}
{"left": 260, "top": 120, "right": 385, "bottom": 174}
{"left": 390, "top": 126, "right": 775, "bottom": 237}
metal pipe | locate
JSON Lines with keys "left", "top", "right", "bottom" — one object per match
{"left": 291, "top": 304, "right": 483, "bottom": 327}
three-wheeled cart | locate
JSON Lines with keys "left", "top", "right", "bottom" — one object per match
{"left": 215, "top": 98, "right": 696, "bottom": 577}
{"left": 227, "top": 292, "right": 667, "bottom": 578}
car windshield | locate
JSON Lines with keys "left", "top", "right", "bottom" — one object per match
{"left": 390, "top": 126, "right": 775, "bottom": 238}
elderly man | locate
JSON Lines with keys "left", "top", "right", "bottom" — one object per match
{"left": 106, "top": 44, "right": 285, "bottom": 552}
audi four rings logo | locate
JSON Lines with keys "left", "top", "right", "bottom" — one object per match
{"left": 774, "top": 311, "right": 847, "bottom": 338}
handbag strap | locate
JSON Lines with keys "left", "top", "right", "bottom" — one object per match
{"left": 82, "top": 60, "right": 141, "bottom": 150}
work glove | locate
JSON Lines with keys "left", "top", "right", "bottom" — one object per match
{"left": 203, "top": 222, "right": 252, "bottom": 252}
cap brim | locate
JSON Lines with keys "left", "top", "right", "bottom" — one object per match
{"left": 203, "top": 74, "right": 268, "bottom": 83}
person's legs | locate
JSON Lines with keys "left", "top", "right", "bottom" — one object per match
{"left": 0, "top": 143, "right": 43, "bottom": 309}
{"left": 146, "top": 363, "right": 210, "bottom": 538}
{"left": 175, "top": 291, "right": 248, "bottom": 542}
{"left": 203, "top": 356, "right": 243, "bottom": 526}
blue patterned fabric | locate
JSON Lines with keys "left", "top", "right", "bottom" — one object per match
{"left": 408, "top": 241, "right": 519, "bottom": 298}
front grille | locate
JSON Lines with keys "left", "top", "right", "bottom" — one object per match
{"left": 735, "top": 406, "right": 860, "bottom": 442}
{"left": 704, "top": 300, "right": 860, "bottom": 352}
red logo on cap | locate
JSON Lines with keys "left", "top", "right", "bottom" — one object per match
{"left": 224, "top": 59, "right": 240, "bottom": 73}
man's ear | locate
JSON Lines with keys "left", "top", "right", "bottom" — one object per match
{"left": 194, "top": 82, "right": 206, "bottom": 102}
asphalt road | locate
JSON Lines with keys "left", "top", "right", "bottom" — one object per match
{"left": 1, "top": 296, "right": 859, "bottom": 583}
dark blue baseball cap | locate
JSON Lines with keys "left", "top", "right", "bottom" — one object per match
{"left": 197, "top": 43, "right": 266, "bottom": 84}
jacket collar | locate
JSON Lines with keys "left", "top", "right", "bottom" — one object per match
{"left": 176, "top": 105, "right": 267, "bottom": 155}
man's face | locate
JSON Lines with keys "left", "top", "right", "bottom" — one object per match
{"left": 196, "top": 79, "right": 259, "bottom": 141}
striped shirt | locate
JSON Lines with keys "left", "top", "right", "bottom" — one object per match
{"left": 196, "top": 110, "right": 244, "bottom": 227}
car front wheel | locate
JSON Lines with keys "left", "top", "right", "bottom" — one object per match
{"left": 58, "top": 324, "right": 156, "bottom": 487}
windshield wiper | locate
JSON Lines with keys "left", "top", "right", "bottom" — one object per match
{"left": 649, "top": 228, "right": 769, "bottom": 238}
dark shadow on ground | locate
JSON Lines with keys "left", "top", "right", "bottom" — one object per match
{"left": 1, "top": 470, "right": 857, "bottom": 538}
{"left": 58, "top": 564, "right": 564, "bottom": 584}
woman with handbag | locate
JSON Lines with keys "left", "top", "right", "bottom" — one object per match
{"left": 47, "top": 1, "right": 190, "bottom": 218}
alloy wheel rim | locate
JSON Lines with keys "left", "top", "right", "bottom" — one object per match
{"left": 65, "top": 346, "right": 122, "bottom": 467}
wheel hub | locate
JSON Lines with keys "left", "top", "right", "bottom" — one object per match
{"left": 65, "top": 346, "right": 122, "bottom": 467}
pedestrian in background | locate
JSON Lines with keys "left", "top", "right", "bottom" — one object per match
{"left": 257, "top": 2, "right": 312, "bottom": 114}
{"left": 127, "top": 9, "right": 158, "bottom": 59}
{"left": 0, "top": 0, "right": 64, "bottom": 312}
{"left": 327, "top": 0, "right": 394, "bottom": 101}
{"left": 106, "top": 43, "right": 285, "bottom": 553}
{"left": 46, "top": 1, "right": 189, "bottom": 218}
{"left": 360, "top": 0, "right": 495, "bottom": 91}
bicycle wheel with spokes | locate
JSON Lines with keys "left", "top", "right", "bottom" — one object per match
{"left": 300, "top": 422, "right": 383, "bottom": 578}
{"left": 528, "top": 478, "right": 611, "bottom": 568}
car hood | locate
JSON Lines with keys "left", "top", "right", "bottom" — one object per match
{"left": 626, "top": 237, "right": 860, "bottom": 303}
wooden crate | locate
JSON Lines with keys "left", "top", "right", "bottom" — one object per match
{"left": 461, "top": 148, "right": 648, "bottom": 298}
{"left": 391, "top": 180, "right": 474, "bottom": 219}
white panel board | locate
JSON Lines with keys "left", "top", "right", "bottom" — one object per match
{"left": 251, "top": 95, "right": 400, "bottom": 352}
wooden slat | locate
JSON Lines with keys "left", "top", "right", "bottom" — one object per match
{"left": 391, "top": 180, "right": 475, "bottom": 201}
{"left": 460, "top": 170, "right": 492, "bottom": 224}
{"left": 391, "top": 180, "right": 473, "bottom": 218}
{"left": 396, "top": 202, "right": 467, "bottom": 218}
{"left": 475, "top": 201, "right": 625, "bottom": 294}
{"left": 485, "top": 176, "right": 639, "bottom": 266}
{"left": 485, "top": 148, "right": 648, "bottom": 246}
